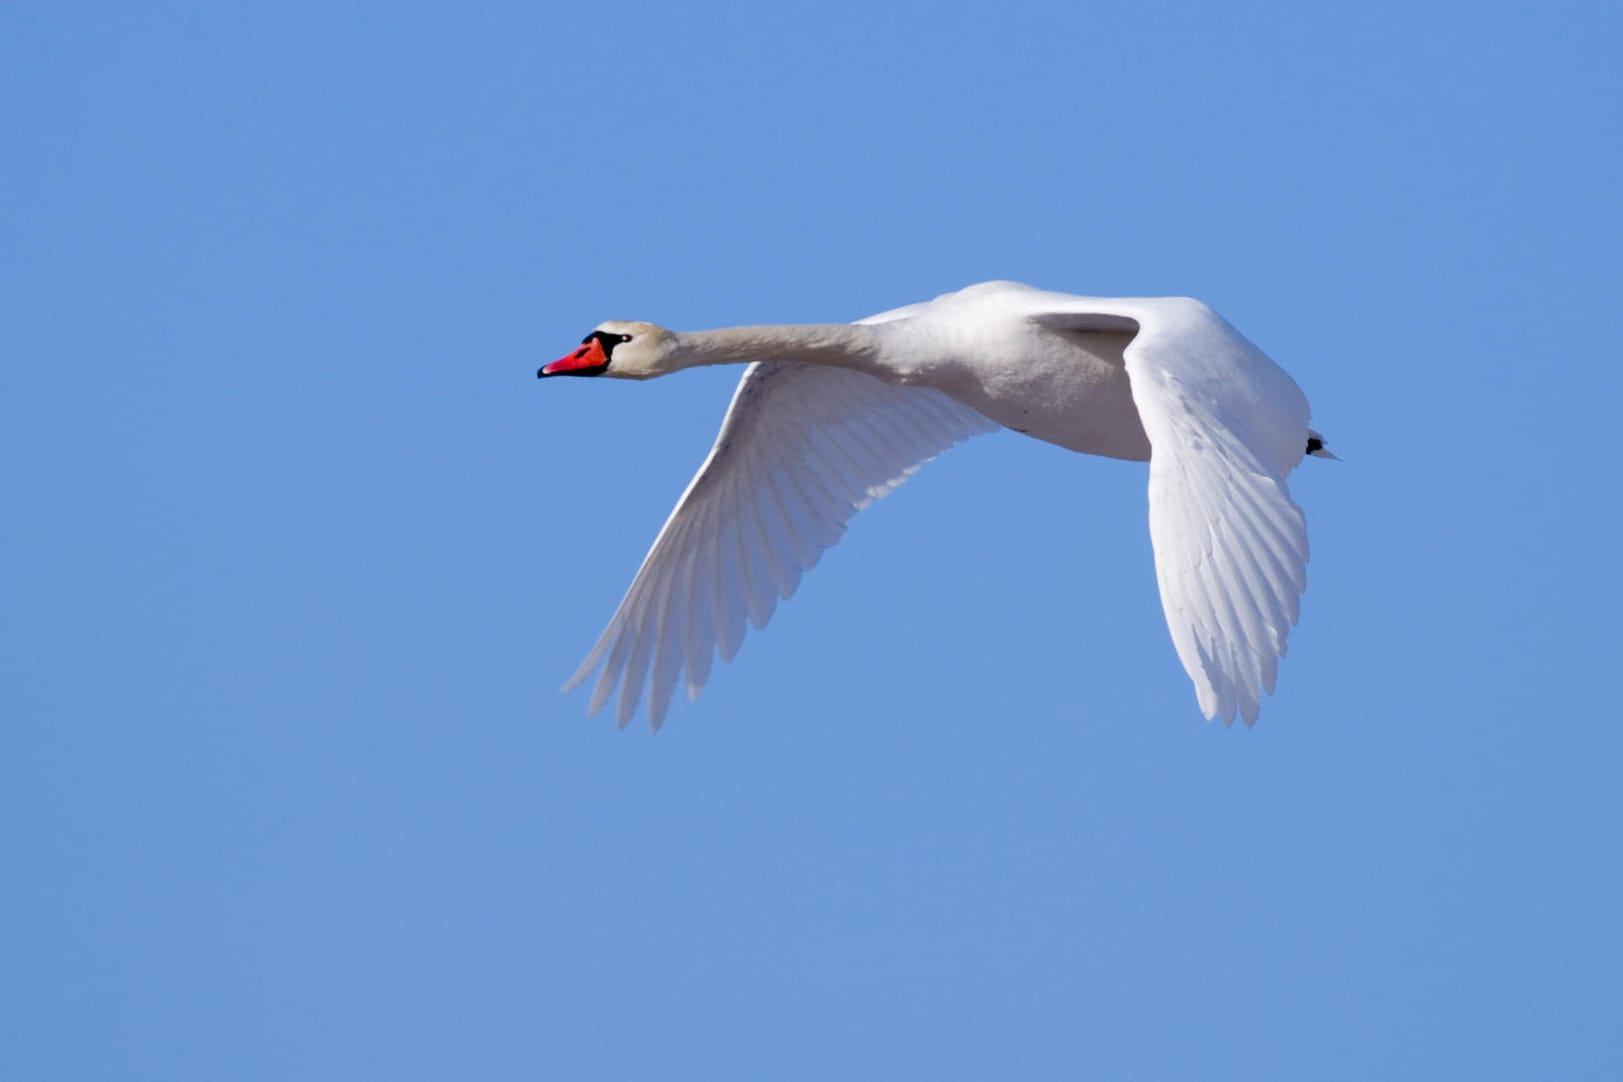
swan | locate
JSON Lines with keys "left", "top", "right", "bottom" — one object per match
{"left": 539, "top": 281, "right": 1331, "bottom": 729}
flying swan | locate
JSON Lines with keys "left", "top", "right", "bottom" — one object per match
{"left": 540, "top": 281, "right": 1331, "bottom": 728}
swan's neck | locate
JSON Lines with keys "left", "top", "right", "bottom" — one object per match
{"left": 670, "top": 324, "right": 889, "bottom": 375}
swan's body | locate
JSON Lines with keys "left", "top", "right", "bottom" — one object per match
{"left": 541, "top": 281, "right": 1329, "bottom": 728}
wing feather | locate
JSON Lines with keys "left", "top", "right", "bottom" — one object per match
{"left": 1030, "top": 292, "right": 1313, "bottom": 725}
{"left": 1120, "top": 300, "right": 1311, "bottom": 724}
{"left": 565, "top": 359, "right": 997, "bottom": 728}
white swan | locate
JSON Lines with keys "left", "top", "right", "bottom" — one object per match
{"left": 540, "top": 281, "right": 1331, "bottom": 729}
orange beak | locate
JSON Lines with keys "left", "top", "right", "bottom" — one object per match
{"left": 539, "top": 336, "right": 610, "bottom": 378}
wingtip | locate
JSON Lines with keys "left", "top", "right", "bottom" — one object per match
{"left": 561, "top": 653, "right": 598, "bottom": 695}
{"left": 587, "top": 668, "right": 616, "bottom": 719}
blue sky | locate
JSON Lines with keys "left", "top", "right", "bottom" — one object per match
{"left": 5, "top": 0, "right": 1621, "bottom": 1077}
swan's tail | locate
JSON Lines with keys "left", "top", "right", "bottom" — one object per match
{"left": 1306, "top": 429, "right": 1338, "bottom": 460}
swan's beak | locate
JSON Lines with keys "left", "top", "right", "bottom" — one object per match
{"left": 539, "top": 337, "right": 610, "bottom": 378}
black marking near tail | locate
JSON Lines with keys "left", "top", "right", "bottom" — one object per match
{"left": 1306, "top": 435, "right": 1324, "bottom": 455}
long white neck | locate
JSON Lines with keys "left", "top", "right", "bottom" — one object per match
{"left": 669, "top": 323, "right": 891, "bottom": 376}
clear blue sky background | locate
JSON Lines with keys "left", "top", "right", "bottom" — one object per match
{"left": 6, "top": 1, "right": 1621, "bottom": 1078}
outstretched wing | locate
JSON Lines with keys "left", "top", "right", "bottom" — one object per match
{"left": 1034, "top": 294, "right": 1313, "bottom": 724}
{"left": 565, "top": 359, "right": 997, "bottom": 728}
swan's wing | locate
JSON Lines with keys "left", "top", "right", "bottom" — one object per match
{"left": 564, "top": 359, "right": 997, "bottom": 729}
{"left": 1035, "top": 296, "right": 1312, "bottom": 724}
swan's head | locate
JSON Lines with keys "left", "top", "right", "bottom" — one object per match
{"left": 538, "top": 321, "right": 676, "bottom": 381}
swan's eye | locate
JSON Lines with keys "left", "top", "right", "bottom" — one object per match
{"left": 620, "top": 334, "right": 633, "bottom": 343}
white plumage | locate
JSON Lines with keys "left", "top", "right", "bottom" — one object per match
{"left": 540, "top": 281, "right": 1328, "bottom": 728}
